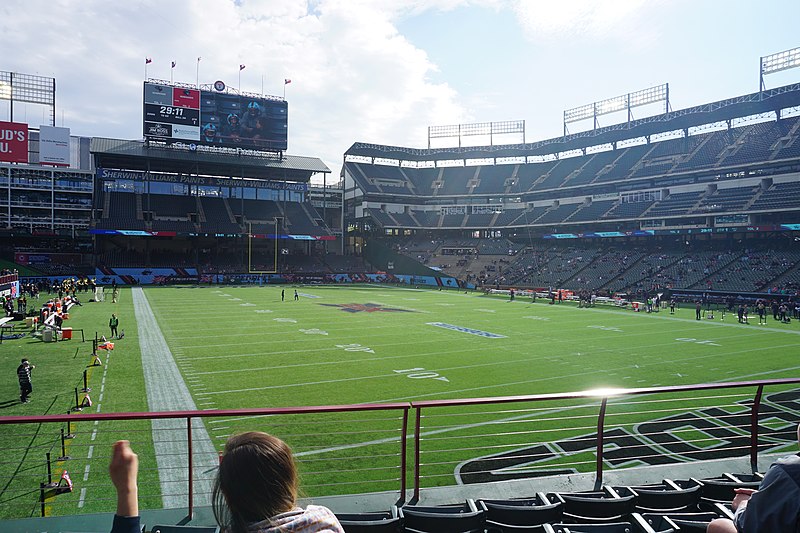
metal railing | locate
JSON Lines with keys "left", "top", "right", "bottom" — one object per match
{"left": 0, "top": 377, "right": 798, "bottom": 519}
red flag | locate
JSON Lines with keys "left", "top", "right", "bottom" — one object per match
{"left": 171, "top": 61, "right": 176, "bottom": 68}
{"left": 145, "top": 57, "right": 152, "bottom": 64}
{"left": 284, "top": 79, "right": 291, "bottom": 85}
{"left": 239, "top": 64, "right": 246, "bottom": 71}
{"left": 60, "top": 470, "right": 73, "bottom": 491}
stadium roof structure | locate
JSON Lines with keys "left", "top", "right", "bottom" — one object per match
{"left": 345, "top": 82, "right": 800, "bottom": 161}
{"left": 91, "top": 137, "right": 330, "bottom": 182}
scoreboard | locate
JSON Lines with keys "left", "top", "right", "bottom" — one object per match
{"left": 143, "top": 82, "right": 288, "bottom": 152}
{"left": 143, "top": 83, "right": 201, "bottom": 141}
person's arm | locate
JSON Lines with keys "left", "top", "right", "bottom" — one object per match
{"left": 109, "top": 440, "right": 140, "bottom": 533}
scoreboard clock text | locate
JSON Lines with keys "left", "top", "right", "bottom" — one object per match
{"left": 144, "top": 104, "right": 199, "bottom": 126}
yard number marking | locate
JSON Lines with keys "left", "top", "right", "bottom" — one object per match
{"left": 335, "top": 343, "right": 375, "bottom": 353}
{"left": 588, "top": 325, "right": 623, "bottom": 332}
{"left": 676, "top": 338, "right": 721, "bottom": 346}
{"left": 394, "top": 367, "right": 450, "bottom": 382}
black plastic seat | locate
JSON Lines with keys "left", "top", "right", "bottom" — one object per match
{"left": 545, "top": 520, "right": 647, "bottom": 532}
{"left": 338, "top": 509, "right": 401, "bottom": 533}
{"left": 548, "top": 493, "right": 636, "bottom": 524}
{"left": 479, "top": 499, "right": 563, "bottom": 530}
{"left": 340, "top": 516, "right": 402, "bottom": 533}
{"left": 400, "top": 502, "right": 484, "bottom": 533}
{"left": 692, "top": 477, "right": 760, "bottom": 506}
{"left": 616, "top": 483, "right": 701, "bottom": 513}
{"left": 151, "top": 526, "right": 220, "bottom": 533}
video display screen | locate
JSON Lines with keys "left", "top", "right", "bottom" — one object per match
{"left": 143, "top": 82, "right": 288, "bottom": 152}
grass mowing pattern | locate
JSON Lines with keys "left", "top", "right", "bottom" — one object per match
{"left": 1, "top": 284, "right": 798, "bottom": 517}
{"left": 144, "top": 285, "right": 800, "bottom": 495}
{"left": 0, "top": 289, "right": 159, "bottom": 519}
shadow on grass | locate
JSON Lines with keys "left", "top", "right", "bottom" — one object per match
{"left": 0, "top": 400, "right": 21, "bottom": 410}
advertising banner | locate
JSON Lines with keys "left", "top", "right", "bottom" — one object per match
{"left": 0, "top": 121, "right": 28, "bottom": 163}
{"left": 39, "top": 125, "right": 71, "bottom": 166}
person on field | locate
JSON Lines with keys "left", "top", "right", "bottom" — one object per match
{"left": 109, "top": 313, "right": 119, "bottom": 339}
{"left": 109, "top": 433, "right": 344, "bottom": 533}
{"left": 294, "top": 289, "right": 299, "bottom": 301}
{"left": 17, "top": 358, "right": 34, "bottom": 403}
{"left": 707, "top": 423, "right": 800, "bottom": 533}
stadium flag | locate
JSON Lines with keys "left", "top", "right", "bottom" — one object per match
{"left": 171, "top": 61, "right": 176, "bottom": 68}
{"left": 284, "top": 78, "right": 291, "bottom": 84}
{"left": 145, "top": 57, "right": 152, "bottom": 64}
{"left": 239, "top": 64, "right": 246, "bottom": 71}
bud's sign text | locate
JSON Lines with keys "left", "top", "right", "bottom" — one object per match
{"left": 0, "top": 121, "right": 28, "bottom": 163}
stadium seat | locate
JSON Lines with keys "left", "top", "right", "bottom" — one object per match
{"left": 337, "top": 509, "right": 402, "bottom": 533}
{"left": 478, "top": 498, "right": 563, "bottom": 531}
{"left": 339, "top": 517, "right": 403, "bottom": 533}
{"left": 691, "top": 476, "right": 760, "bottom": 506}
{"left": 399, "top": 501, "right": 484, "bottom": 533}
{"left": 544, "top": 520, "right": 654, "bottom": 533}
{"left": 547, "top": 492, "right": 636, "bottom": 524}
{"left": 612, "top": 483, "right": 701, "bottom": 513}
{"left": 150, "top": 526, "right": 220, "bottom": 533}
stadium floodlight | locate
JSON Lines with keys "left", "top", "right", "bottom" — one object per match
{"left": 760, "top": 47, "right": 800, "bottom": 90}
{"left": 0, "top": 71, "right": 56, "bottom": 126}
{"left": 563, "top": 83, "right": 669, "bottom": 135}
{"left": 427, "top": 120, "right": 525, "bottom": 148}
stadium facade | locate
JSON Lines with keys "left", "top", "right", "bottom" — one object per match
{"left": 344, "top": 83, "right": 800, "bottom": 239}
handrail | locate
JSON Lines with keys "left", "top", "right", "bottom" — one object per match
{"left": 0, "top": 401, "right": 412, "bottom": 425}
{"left": 410, "top": 377, "right": 800, "bottom": 408}
{"left": 1, "top": 377, "right": 798, "bottom": 515}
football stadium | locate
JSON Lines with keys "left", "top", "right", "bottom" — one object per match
{"left": 1, "top": 38, "right": 800, "bottom": 533}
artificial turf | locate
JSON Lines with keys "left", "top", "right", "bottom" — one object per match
{"left": 1, "top": 284, "right": 798, "bottom": 518}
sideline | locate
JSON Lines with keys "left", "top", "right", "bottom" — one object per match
{"left": 132, "top": 287, "right": 218, "bottom": 508}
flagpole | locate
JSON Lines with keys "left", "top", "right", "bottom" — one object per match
{"left": 170, "top": 62, "right": 174, "bottom": 84}
{"left": 261, "top": 74, "right": 264, "bottom": 97}
{"left": 196, "top": 57, "right": 201, "bottom": 88}
{"left": 238, "top": 70, "right": 241, "bottom": 92}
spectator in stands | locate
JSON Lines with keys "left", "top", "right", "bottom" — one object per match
{"left": 17, "top": 358, "right": 34, "bottom": 403}
{"left": 707, "top": 423, "right": 800, "bottom": 533}
{"left": 108, "top": 433, "right": 344, "bottom": 533}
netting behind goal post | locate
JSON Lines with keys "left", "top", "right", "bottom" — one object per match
{"left": 94, "top": 287, "right": 104, "bottom": 302}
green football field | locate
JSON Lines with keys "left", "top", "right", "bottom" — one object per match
{"left": 1, "top": 284, "right": 799, "bottom": 518}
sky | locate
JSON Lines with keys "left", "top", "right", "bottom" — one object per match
{"left": 1, "top": 0, "right": 799, "bottom": 184}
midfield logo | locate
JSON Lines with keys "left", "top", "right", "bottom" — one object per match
{"left": 320, "top": 303, "right": 414, "bottom": 313}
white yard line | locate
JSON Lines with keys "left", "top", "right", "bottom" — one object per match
{"left": 132, "top": 287, "right": 218, "bottom": 509}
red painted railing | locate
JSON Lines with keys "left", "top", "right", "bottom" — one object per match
{"left": 0, "top": 378, "right": 798, "bottom": 517}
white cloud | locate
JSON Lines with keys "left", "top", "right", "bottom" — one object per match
{"left": 512, "top": 0, "right": 653, "bottom": 40}
{"left": 0, "top": 0, "right": 471, "bottom": 180}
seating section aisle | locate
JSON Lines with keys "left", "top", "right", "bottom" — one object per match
{"left": 199, "top": 197, "right": 242, "bottom": 233}
{"left": 104, "top": 191, "right": 145, "bottom": 230}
